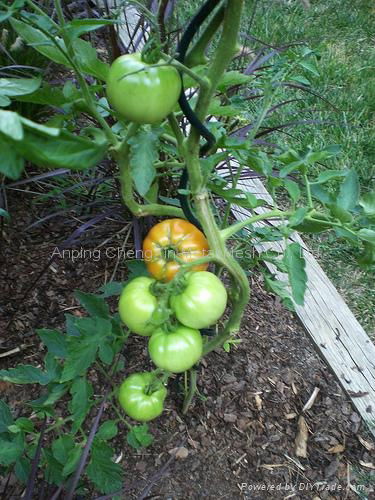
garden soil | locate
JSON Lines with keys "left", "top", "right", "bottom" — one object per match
{"left": 0, "top": 197, "right": 374, "bottom": 500}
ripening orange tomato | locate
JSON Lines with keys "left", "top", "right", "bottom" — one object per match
{"left": 142, "top": 219, "right": 209, "bottom": 282}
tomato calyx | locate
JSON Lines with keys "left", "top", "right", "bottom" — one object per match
{"left": 144, "top": 370, "right": 170, "bottom": 395}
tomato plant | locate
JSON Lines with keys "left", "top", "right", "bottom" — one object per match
{"left": 170, "top": 271, "right": 227, "bottom": 329}
{"left": 0, "top": 0, "right": 374, "bottom": 496}
{"left": 118, "top": 372, "right": 167, "bottom": 422}
{"left": 106, "top": 53, "right": 181, "bottom": 124}
{"left": 143, "top": 218, "right": 210, "bottom": 282}
{"left": 148, "top": 324, "right": 203, "bottom": 373}
{"left": 118, "top": 276, "right": 157, "bottom": 335}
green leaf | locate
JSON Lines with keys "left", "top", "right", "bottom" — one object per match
{"left": 298, "top": 59, "right": 320, "bottom": 77}
{"left": 207, "top": 97, "right": 241, "bottom": 117}
{"left": 283, "top": 242, "right": 307, "bottom": 305}
{"left": 0, "top": 77, "right": 41, "bottom": 98}
{"left": 43, "top": 448, "right": 64, "bottom": 485}
{"left": 60, "top": 330, "right": 99, "bottom": 382}
{"left": 0, "top": 134, "right": 24, "bottom": 179}
{"left": 0, "top": 433, "right": 24, "bottom": 466}
{"left": 86, "top": 441, "right": 123, "bottom": 494}
{"left": 10, "top": 18, "right": 108, "bottom": 81}
{"left": 126, "top": 424, "right": 153, "bottom": 450}
{"left": 311, "top": 184, "right": 334, "bottom": 204}
{"left": 15, "top": 457, "right": 31, "bottom": 483}
{"left": 62, "top": 445, "right": 82, "bottom": 477}
{"left": 65, "top": 18, "right": 119, "bottom": 38}
{"left": 337, "top": 169, "right": 360, "bottom": 211}
{"left": 37, "top": 329, "right": 67, "bottom": 358}
{"left": 14, "top": 84, "right": 68, "bottom": 106}
{"left": 74, "top": 290, "right": 109, "bottom": 318}
{"left": 99, "top": 281, "right": 124, "bottom": 298}
{"left": 0, "top": 110, "right": 23, "bottom": 140}
{"left": 8, "top": 127, "right": 107, "bottom": 170}
{"left": 0, "top": 95, "right": 11, "bottom": 107}
{"left": 128, "top": 128, "right": 159, "bottom": 196}
{"left": 0, "top": 401, "right": 14, "bottom": 433}
{"left": 264, "top": 276, "right": 294, "bottom": 311}
{"left": 0, "top": 365, "right": 53, "bottom": 385}
{"left": 217, "top": 71, "right": 252, "bottom": 91}
{"left": 52, "top": 435, "right": 75, "bottom": 465}
{"left": 20, "top": 116, "right": 60, "bottom": 136}
{"left": 246, "top": 151, "right": 273, "bottom": 176}
{"left": 290, "top": 75, "right": 311, "bottom": 86}
{"left": 279, "top": 159, "right": 305, "bottom": 177}
{"left": 288, "top": 207, "right": 309, "bottom": 227}
{"left": 358, "top": 229, "right": 375, "bottom": 244}
{"left": 284, "top": 179, "right": 301, "bottom": 203}
{"left": 0, "top": 208, "right": 10, "bottom": 219}
{"left": 69, "top": 377, "right": 93, "bottom": 433}
{"left": 14, "top": 417, "right": 34, "bottom": 433}
{"left": 30, "top": 382, "right": 69, "bottom": 408}
{"left": 359, "top": 192, "right": 375, "bottom": 216}
{"left": 127, "top": 260, "right": 149, "bottom": 278}
{"left": 96, "top": 421, "right": 118, "bottom": 441}
{"left": 311, "top": 169, "right": 347, "bottom": 185}
{"left": 99, "top": 343, "right": 114, "bottom": 365}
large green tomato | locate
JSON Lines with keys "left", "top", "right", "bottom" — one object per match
{"left": 106, "top": 53, "right": 181, "bottom": 124}
{"left": 118, "top": 372, "right": 167, "bottom": 422}
{"left": 170, "top": 271, "right": 227, "bottom": 329}
{"left": 148, "top": 325, "right": 203, "bottom": 373}
{"left": 118, "top": 277, "right": 157, "bottom": 335}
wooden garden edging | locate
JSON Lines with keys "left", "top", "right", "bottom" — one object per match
{"left": 230, "top": 175, "right": 375, "bottom": 438}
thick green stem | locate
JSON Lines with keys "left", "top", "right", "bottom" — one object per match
{"left": 182, "top": 368, "right": 197, "bottom": 414}
{"left": 115, "top": 123, "right": 184, "bottom": 218}
{"left": 185, "top": 5, "right": 225, "bottom": 67}
{"left": 221, "top": 209, "right": 292, "bottom": 241}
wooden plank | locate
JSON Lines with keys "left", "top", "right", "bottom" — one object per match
{"left": 231, "top": 176, "right": 375, "bottom": 437}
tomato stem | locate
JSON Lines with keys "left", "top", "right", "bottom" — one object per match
{"left": 182, "top": 368, "right": 197, "bottom": 414}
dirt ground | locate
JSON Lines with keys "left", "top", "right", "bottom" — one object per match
{"left": 1, "top": 196, "right": 374, "bottom": 499}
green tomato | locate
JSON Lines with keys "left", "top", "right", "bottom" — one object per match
{"left": 118, "top": 372, "right": 167, "bottom": 422}
{"left": 106, "top": 53, "right": 181, "bottom": 124}
{"left": 148, "top": 324, "right": 203, "bottom": 373}
{"left": 118, "top": 277, "right": 157, "bottom": 335}
{"left": 170, "top": 271, "right": 227, "bottom": 329}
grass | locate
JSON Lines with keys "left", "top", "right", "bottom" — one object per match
{"left": 243, "top": 0, "right": 375, "bottom": 334}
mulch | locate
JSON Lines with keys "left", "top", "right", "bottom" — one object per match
{"left": 1, "top": 195, "right": 374, "bottom": 499}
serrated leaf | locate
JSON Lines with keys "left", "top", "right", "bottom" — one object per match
{"left": 359, "top": 192, "right": 375, "bottom": 216}
{"left": 290, "top": 75, "right": 311, "bottom": 86}
{"left": 0, "top": 77, "right": 41, "bottom": 97}
{"left": 311, "top": 169, "right": 347, "bottom": 185}
{"left": 0, "top": 365, "right": 54, "bottom": 385}
{"left": 298, "top": 59, "right": 320, "bottom": 77}
{"left": 0, "top": 433, "right": 24, "bottom": 466}
{"left": 283, "top": 242, "right": 307, "bottom": 305}
{"left": 337, "top": 169, "right": 360, "bottom": 211}
{"left": 30, "top": 382, "right": 69, "bottom": 408}
{"left": 279, "top": 159, "right": 305, "bottom": 177}
{"left": 43, "top": 448, "right": 64, "bottom": 485}
{"left": 96, "top": 421, "right": 118, "bottom": 441}
{"left": 264, "top": 275, "right": 295, "bottom": 311}
{"left": 86, "top": 441, "right": 123, "bottom": 494}
{"left": 37, "top": 329, "right": 67, "bottom": 358}
{"left": 8, "top": 127, "right": 107, "bottom": 170}
{"left": 126, "top": 424, "right": 153, "bottom": 450}
{"left": 52, "top": 435, "right": 75, "bottom": 465}
{"left": 74, "top": 290, "right": 109, "bottom": 318}
{"left": 99, "top": 281, "right": 124, "bottom": 298}
{"left": 311, "top": 184, "right": 334, "bottom": 204}
{"left": 14, "top": 417, "right": 34, "bottom": 433}
{"left": 10, "top": 18, "right": 108, "bottom": 81}
{"left": 128, "top": 128, "right": 159, "bottom": 196}
{"left": 217, "top": 70, "right": 252, "bottom": 90}
{"left": 358, "top": 229, "right": 375, "bottom": 244}
{"left": 0, "top": 401, "right": 14, "bottom": 433}
{"left": 99, "top": 343, "right": 114, "bottom": 365}
{"left": 284, "top": 179, "right": 301, "bottom": 203}
{"left": 0, "top": 135, "right": 25, "bottom": 180}
{"left": 0, "top": 110, "right": 23, "bottom": 140}
{"left": 62, "top": 445, "right": 82, "bottom": 477}
{"left": 69, "top": 377, "right": 93, "bottom": 433}
{"left": 127, "top": 260, "right": 149, "bottom": 278}
{"left": 15, "top": 457, "right": 31, "bottom": 483}
{"left": 288, "top": 207, "right": 309, "bottom": 227}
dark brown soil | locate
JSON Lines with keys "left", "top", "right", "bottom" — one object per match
{"left": 1, "top": 196, "right": 374, "bottom": 500}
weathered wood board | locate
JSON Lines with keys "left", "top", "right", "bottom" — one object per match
{"left": 231, "top": 176, "right": 375, "bottom": 438}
